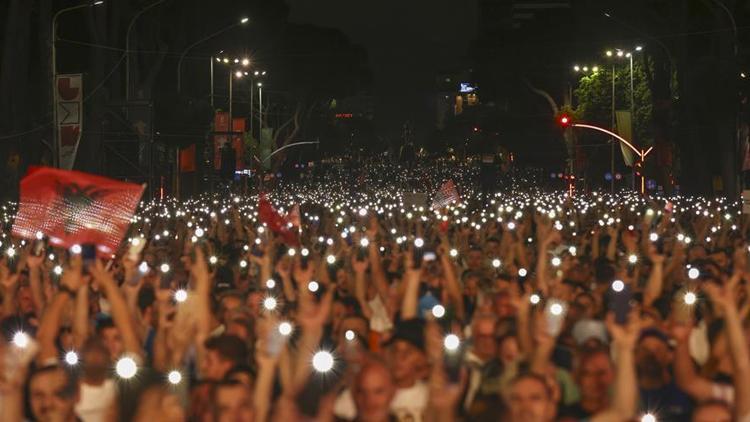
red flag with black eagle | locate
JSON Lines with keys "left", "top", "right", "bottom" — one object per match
{"left": 12, "top": 166, "right": 144, "bottom": 255}
{"left": 258, "top": 195, "right": 300, "bottom": 246}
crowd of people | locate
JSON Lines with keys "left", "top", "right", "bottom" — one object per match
{"left": 0, "top": 160, "right": 749, "bottom": 422}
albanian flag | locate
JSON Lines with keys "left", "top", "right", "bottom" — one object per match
{"left": 258, "top": 195, "right": 299, "bottom": 246}
{"left": 12, "top": 166, "right": 144, "bottom": 255}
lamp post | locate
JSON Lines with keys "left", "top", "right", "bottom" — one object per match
{"left": 257, "top": 82, "right": 263, "bottom": 143}
{"left": 607, "top": 47, "right": 643, "bottom": 190}
{"left": 176, "top": 17, "right": 249, "bottom": 93}
{"left": 249, "top": 70, "right": 266, "bottom": 140}
{"left": 51, "top": 0, "right": 105, "bottom": 168}
{"left": 125, "top": 0, "right": 169, "bottom": 102}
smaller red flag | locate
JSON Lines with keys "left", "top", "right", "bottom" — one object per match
{"left": 12, "top": 166, "right": 144, "bottom": 255}
{"left": 287, "top": 204, "right": 301, "bottom": 229}
{"left": 258, "top": 196, "right": 299, "bottom": 246}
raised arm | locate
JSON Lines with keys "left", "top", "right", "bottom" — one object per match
{"left": 592, "top": 312, "right": 639, "bottom": 422}
{"left": 643, "top": 248, "right": 665, "bottom": 308}
{"left": 669, "top": 319, "right": 714, "bottom": 401}
{"left": 90, "top": 260, "right": 143, "bottom": 358}
{"left": 36, "top": 261, "right": 83, "bottom": 364}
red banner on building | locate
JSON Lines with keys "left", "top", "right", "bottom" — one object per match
{"left": 56, "top": 74, "right": 83, "bottom": 170}
{"left": 12, "top": 167, "right": 144, "bottom": 255}
{"left": 179, "top": 144, "right": 196, "bottom": 173}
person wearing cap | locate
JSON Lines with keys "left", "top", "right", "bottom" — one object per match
{"left": 334, "top": 318, "right": 429, "bottom": 421}
{"left": 636, "top": 328, "right": 692, "bottom": 420}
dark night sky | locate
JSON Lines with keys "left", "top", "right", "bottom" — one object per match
{"left": 287, "top": 0, "right": 478, "bottom": 136}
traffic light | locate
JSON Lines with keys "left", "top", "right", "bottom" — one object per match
{"left": 558, "top": 114, "right": 571, "bottom": 127}
{"left": 634, "top": 160, "right": 643, "bottom": 176}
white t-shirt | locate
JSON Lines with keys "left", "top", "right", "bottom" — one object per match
{"left": 75, "top": 379, "right": 117, "bottom": 422}
{"left": 367, "top": 295, "right": 393, "bottom": 333}
{"left": 334, "top": 381, "right": 429, "bottom": 422}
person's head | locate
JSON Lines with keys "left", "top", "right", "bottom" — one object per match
{"left": 212, "top": 380, "right": 255, "bottom": 422}
{"left": 467, "top": 248, "right": 484, "bottom": 270}
{"left": 635, "top": 330, "right": 674, "bottom": 386}
{"left": 463, "top": 272, "right": 480, "bottom": 297}
{"left": 353, "top": 359, "right": 397, "bottom": 422}
{"left": 506, "top": 373, "right": 557, "bottom": 422}
{"left": 96, "top": 318, "right": 124, "bottom": 359}
{"left": 339, "top": 314, "right": 369, "bottom": 347}
{"left": 574, "top": 346, "right": 614, "bottom": 406}
{"left": 132, "top": 385, "right": 185, "bottom": 422}
{"left": 218, "top": 291, "right": 244, "bottom": 323}
{"left": 137, "top": 286, "right": 157, "bottom": 326}
{"left": 81, "top": 337, "right": 111, "bottom": 384}
{"left": 386, "top": 319, "right": 427, "bottom": 387}
{"left": 497, "top": 333, "right": 519, "bottom": 367}
{"left": 471, "top": 314, "right": 498, "bottom": 362}
{"left": 202, "top": 334, "right": 248, "bottom": 381}
{"left": 29, "top": 365, "right": 80, "bottom": 422}
{"left": 692, "top": 399, "right": 733, "bottom": 422}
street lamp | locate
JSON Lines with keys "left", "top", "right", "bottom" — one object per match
{"left": 606, "top": 46, "right": 643, "bottom": 191}
{"left": 51, "top": 0, "right": 106, "bottom": 167}
{"left": 176, "top": 17, "right": 250, "bottom": 93}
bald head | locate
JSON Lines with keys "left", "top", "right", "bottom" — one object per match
{"left": 353, "top": 359, "right": 396, "bottom": 422}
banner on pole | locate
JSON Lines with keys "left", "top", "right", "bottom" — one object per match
{"left": 214, "top": 112, "right": 229, "bottom": 170}
{"left": 615, "top": 110, "right": 635, "bottom": 167}
{"left": 56, "top": 74, "right": 83, "bottom": 170}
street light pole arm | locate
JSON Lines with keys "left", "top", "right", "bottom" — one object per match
{"left": 572, "top": 123, "right": 642, "bottom": 156}
{"left": 177, "top": 23, "right": 241, "bottom": 93}
{"left": 125, "top": 0, "right": 169, "bottom": 100}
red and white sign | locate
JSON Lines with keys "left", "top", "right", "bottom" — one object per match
{"left": 56, "top": 74, "right": 83, "bottom": 170}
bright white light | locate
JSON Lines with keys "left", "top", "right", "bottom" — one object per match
{"left": 195, "top": 228, "right": 204, "bottom": 237}
{"left": 115, "top": 357, "right": 138, "bottom": 379}
{"left": 432, "top": 304, "right": 446, "bottom": 318}
{"left": 414, "top": 238, "right": 424, "bottom": 248}
{"left": 641, "top": 413, "right": 657, "bottom": 422}
{"left": 449, "top": 248, "right": 458, "bottom": 257}
{"left": 518, "top": 268, "right": 528, "bottom": 277}
{"left": 358, "top": 208, "right": 367, "bottom": 217}
{"left": 174, "top": 289, "right": 188, "bottom": 303}
{"left": 301, "top": 248, "right": 310, "bottom": 257}
{"left": 308, "top": 281, "right": 319, "bottom": 292}
{"left": 530, "top": 294, "right": 541, "bottom": 305}
{"left": 360, "top": 238, "right": 369, "bottom": 247}
{"left": 266, "top": 279, "right": 276, "bottom": 289}
{"left": 327, "top": 254, "right": 336, "bottom": 264}
{"left": 550, "top": 303, "right": 564, "bottom": 316}
{"left": 160, "top": 263, "right": 170, "bottom": 273}
{"left": 444, "top": 334, "right": 460, "bottom": 351}
{"left": 612, "top": 280, "right": 625, "bottom": 292}
{"left": 507, "top": 222, "right": 516, "bottom": 230}
{"left": 70, "top": 244, "right": 81, "bottom": 255}
{"left": 64, "top": 351, "right": 79, "bottom": 366}
{"left": 551, "top": 257, "right": 562, "bottom": 267}
{"left": 569, "top": 246, "right": 577, "bottom": 256}
{"left": 628, "top": 254, "right": 638, "bottom": 264}
{"left": 53, "top": 265, "right": 63, "bottom": 276}
{"left": 209, "top": 256, "right": 218, "bottom": 265}
{"left": 345, "top": 330, "right": 356, "bottom": 341}
{"left": 288, "top": 248, "right": 296, "bottom": 257}
{"left": 684, "top": 292, "right": 697, "bottom": 305}
{"left": 239, "top": 259, "right": 248, "bottom": 268}
{"left": 167, "top": 370, "right": 182, "bottom": 385}
{"left": 688, "top": 268, "right": 700, "bottom": 280}
{"left": 646, "top": 209, "right": 654, "bottom": 216}
{"left": 312, "top": 351, "right": 334, "bottom": 372}
{"left": 139, "top": 261, "right": 149, "bottom": 273}
{"left": 12, "top": 331, "right": 29, "bottom": 348}
{"left": 263, "top": 297, "right": 278, "bottom": 311}
{"left": 278, "top": 322, "right": 293, "bottom": 336}
{"left": 35, "top": 231, "right": 44, "bottom": 240}
{"left": 492, "top": 258, "right": 501, "bottom": 268}
{"left": 649, "top": 232, "right": 659, "bottom": 242}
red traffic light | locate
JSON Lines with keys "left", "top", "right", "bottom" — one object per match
{"left": 559, "top": 115, "right": 571, "bottom": 127}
